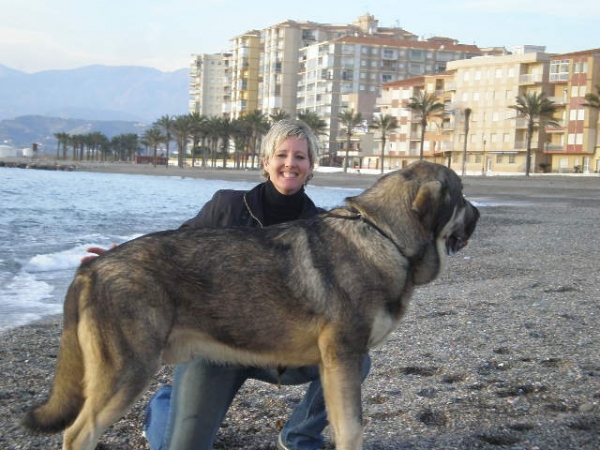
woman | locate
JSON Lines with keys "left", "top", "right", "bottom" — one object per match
{"left": 140, "top": 120, "right": 370, "bottom": 450}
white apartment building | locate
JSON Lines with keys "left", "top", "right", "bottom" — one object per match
{"left": 257, "top": 15, "right": 419, "bottom": 119}
{"left": 189, "top": 53, "right": 231, "bottom": 117}
{"left": 298, "top": 35, "right": 481, "bottom": 156}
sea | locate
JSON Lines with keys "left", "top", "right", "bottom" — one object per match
{"left": 0, "top": 167, "right": 362, "bottom": 333}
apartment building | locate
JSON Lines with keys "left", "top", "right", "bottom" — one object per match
{"left": 445, "top": 48, "right": 555, "bottom": 174}
{"left": 257, "top": 15, "right": 419, "bottom": 119}
{"left": 189, "top": 53, "right": 230, "bottom": 117}
{"left": 376, "top": 49, "right": 550, "bottom": 173}
{"left": 375, "top": 73, "right": 455, "bottom": 170}
{"left": 546, "top": 48, "right": 600, "bottom": 173}
{"left": 226, "top": 30, "right": 262, "bottom": 118}
{"left": 297, "top": 35, "right": 481, "bottom": 158}
{"left": 375, "top": 47, "right": 600, "bottom": 174}
{"left": 191, "top": 15, "right": 423, "bottom": 119}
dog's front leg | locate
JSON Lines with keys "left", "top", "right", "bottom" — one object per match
{"left": 318, "top": 330, "right": 363, "bottom": 450}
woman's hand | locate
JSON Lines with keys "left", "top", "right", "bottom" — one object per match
{"left": 81, "top": 243, "right": 117, "bottom": 263}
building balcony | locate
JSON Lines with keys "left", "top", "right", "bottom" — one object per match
{"left": 519, "top": 73, "right": 543, "bottom": 84}
{"left": 548, "top": 96, "right": 568, "bottom": 105}
{"left": 545, "top": 125, "right": 565, "bottom": 133}
{"left": 514, "top": 118, "right": 528, "bottom": 128}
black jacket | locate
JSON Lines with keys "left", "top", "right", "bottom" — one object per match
{"left": 180, "top": 182, "right": 324, "bottom": 229}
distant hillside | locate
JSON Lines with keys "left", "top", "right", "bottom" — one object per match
{"left": 0, "top": 64, "right": 189, "bottom": 123}
{"left": 0, "top": 115, "right": 149, "bottom": 150}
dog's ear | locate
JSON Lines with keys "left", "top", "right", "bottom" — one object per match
{"left": 411, "top": 181, "right": 443, "bottom": 227}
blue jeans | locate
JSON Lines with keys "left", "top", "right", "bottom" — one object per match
{"left": 144, "top": 356, "right": 371, "bottom": 450}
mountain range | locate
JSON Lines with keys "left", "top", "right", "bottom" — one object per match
{"left": 0, "top": 64, "right": 190, "bottom": 123}
{"left": 0, "top": 64, "right": 190, "bottom": 150}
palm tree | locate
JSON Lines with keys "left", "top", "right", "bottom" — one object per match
{"left": 86, "top": 131, "right": 108, "bottom": 161}
{"left": 53, "top": 132, "right": 70, "bottom": 160}
{"left": 338, "top": 109, "right": 363, "bottom": 173}
{"left": 406, "top": 91, "right": 446, "bottom": 161}
{"left": 217, "top": 117, "right": 236, "bottom": 169}
{"left": 188, "top": 112, "right": 207, "bottom": 168}
{"left": 582, "top": 84, "right": 600, "bottom": 158}
{"left": 269, "top": 110, "right": 289, "bottom": 123}
{"left": 205, "top": 115, "right": 222, "bottom": 168}
{"left": 297, "top": 110, "right": 328, "bottom": 137}
{"left": 143, "top": 127, "right": 165, "bottom": 167}
{"left": 231, "top": 118, "right": 252, "bottom": 168}
{"left": 369, "top": 114, "right": 398, "bottom": 174}
{"left": 241, "top": 110, "right": 269, "bottom": 169}
{"left": 509, "top": 92, "right": 559, "bottom": 176}
{"left": 71, "top": 134, "right": 85, "bottom": 161}
{"left": 171, "top": 115, "right": 193, "bottom": 168}
{"left": 154, "top": 115, "right": 174, "bottom": 168}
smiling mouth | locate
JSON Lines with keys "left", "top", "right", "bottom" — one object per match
{"left": 281, "top": 172, "right": 298, "bottom": 178}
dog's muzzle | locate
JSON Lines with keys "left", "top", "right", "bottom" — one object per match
{"left": 446, "top": 202, "right": 479, "bottom": 256}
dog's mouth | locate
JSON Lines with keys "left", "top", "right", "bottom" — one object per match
{"left": 446, "top": 235, "right": 469, "bottom": 256}
{"left": 445, "top": 205, "right": 479, "bottom": 256}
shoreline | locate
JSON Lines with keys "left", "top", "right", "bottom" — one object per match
{"left": 2, "top": 157, "right": 599, "bottom": 195}
{"left": 2, "top": 159, "right": 600, "bottom": 449}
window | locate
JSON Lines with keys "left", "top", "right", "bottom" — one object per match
{"left": 496, "top": 155, "right": 503, "bottom": 163}
{"left": 409, "top": 63, "right": 424, "bottom": 74}
{"left": 550, "top": 59, "right": 570, "bottom": 81}
{"left": 568, "top": 134, "right": 578, "bottom": 145}
{"left": 409, "top": 49, "right": 425, "bottom": 61}
{"left": 570, "top": 109, "right": 585, "bottom": 121}
{"left": 383, "top": 49, "right": 394, "bottom": 58}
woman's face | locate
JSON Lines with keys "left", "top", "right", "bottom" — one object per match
{"left": 263, "top": 136, "right": 313, "bottom": 195}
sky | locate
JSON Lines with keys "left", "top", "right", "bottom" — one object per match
{"left": 1, "top": 0, "right": 598, "bottom": 74}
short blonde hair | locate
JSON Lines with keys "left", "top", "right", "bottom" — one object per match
{"left": 261, "top": 119, "right": 319, "bottom": 180}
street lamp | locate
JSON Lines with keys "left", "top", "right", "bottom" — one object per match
{"left": 481, "top": 135, "right": 487, "bottom": 176}
{"left": 461, "top": 108, "right": 471, "bottom": 178}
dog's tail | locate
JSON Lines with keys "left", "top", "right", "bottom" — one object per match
{"left": 22, "top": 273, "right": 86, "bottom": 433}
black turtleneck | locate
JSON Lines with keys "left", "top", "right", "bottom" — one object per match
{"left": 262, "top": 180, "right": 305, "bottom": 226}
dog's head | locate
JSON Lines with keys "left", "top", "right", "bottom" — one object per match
{"left": 408, "top": 162, "right": 479, "bottom": 255}
{"left": 349, "top": 161, "right": 479, "bottom": 285}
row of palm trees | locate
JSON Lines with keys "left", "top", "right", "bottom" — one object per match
{"left": 52, "top": 85, "right": 600, "bottom": 176}
{"left": 53, "top": 131, "right": 141, "bottom": 163}
{"left": 53, "top": 110, "right": 329, "bottom": 170}
{"left": 410, "top": 86, "right": 600, "bottom": 177}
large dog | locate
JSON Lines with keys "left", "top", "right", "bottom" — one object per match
{"left": 22, "top": 161, "right": 479, "bottom": 450}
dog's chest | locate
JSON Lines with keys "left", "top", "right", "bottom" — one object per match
{"left": 368, "top": 309, "right": 399, "bottom": 347}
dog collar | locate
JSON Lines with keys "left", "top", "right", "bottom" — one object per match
{"left": 332, "top": 209, "right": 414, "bottom": 263}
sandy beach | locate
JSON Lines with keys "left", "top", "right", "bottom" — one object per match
{"left": 1, "top": 161, "right": 599, "bottom": 449}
